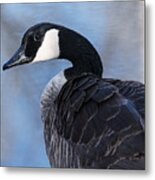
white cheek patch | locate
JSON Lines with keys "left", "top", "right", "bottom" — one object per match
{"left": 33, "top": 29, "right": 60, "bottom": 62}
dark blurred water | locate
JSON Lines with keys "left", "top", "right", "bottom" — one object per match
{"left": 1, "top": 1, "right": 144, "bottom": 167}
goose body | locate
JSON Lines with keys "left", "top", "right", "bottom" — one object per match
{"left": 3, "top": 23, "right": 145, "bottom": 169}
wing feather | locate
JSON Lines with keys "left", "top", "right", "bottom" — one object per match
{"left": 104, "top": 78, "right": 145, "bottom": 120}
{"left": 52, "top": 74, "right": 145, "bottom": 169}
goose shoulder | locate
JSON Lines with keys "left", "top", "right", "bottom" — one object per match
{"left": 52, "top": 73, "right": 144, "bottom": 169}
{"left": 104, "top": 78, "right": 145, "bottom": 121}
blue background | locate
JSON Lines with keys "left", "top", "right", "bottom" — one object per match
{"left": 1, "top": 1, "right": 144, "bottom": 167}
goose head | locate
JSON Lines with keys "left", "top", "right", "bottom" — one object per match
{"left": 3, "top": 22, "right": 103, "bottom": 78}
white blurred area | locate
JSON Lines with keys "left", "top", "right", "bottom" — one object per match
{"left": 1, "top": 1, "right": 144, "bottom": 167}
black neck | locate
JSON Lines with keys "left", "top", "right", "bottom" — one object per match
{"left": 58, "top": 28, "right": 103, "bottom": 80}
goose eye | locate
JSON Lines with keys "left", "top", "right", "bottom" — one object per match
{"left": 34, "top": 34, "right": 40, "bottom": 41}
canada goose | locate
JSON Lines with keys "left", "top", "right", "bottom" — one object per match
{"left": 3, "top": 23, "right": 145, "bottom": 169}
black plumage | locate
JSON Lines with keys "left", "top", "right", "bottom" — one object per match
{"left": 44, "top": 73, "right": 144, "bottom": 169}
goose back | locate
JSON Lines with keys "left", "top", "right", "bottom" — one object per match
{"left": 41, "top": 73, "right": 145, "bottom": 169}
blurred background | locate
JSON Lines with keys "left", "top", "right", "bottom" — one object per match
{"left": 1, "top": 1, "right": 144, "bottom": 168}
